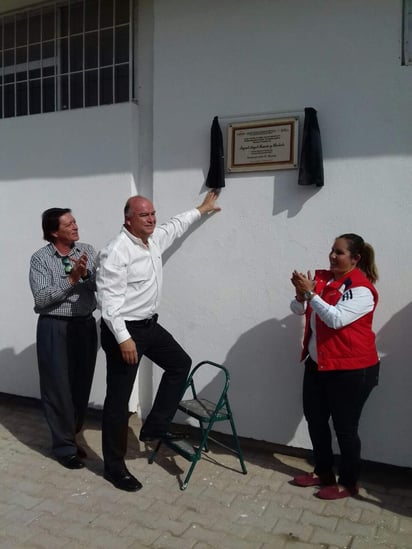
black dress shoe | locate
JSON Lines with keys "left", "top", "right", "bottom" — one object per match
{"left": 104, "top": 469, "right": 143, "bottom": 492}
{"left": 76, "top": 445, "right": 87, "bottom": 458}
{"left": 57, "top": 455, "right": 85, "bottom": 470}
{"left": 139, "top": 431, "right": 189, "bottom": 442}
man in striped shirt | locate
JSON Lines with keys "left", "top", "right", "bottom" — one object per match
{"left": 29, "top": 208, "right": 97, "bottom": 470}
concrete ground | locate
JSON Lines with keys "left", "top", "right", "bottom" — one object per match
{"left": 0, "top": 392, "right": 412, "bottom": 549}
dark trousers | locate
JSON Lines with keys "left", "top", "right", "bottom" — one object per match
{"left": 101, "top": 318, "right": 191, "bottom": 473}
{"left": 303, "top": 357, "right": 379, "bottom": 487}
{"left": 36, "top": 315, "right": 97, "bottom": 457}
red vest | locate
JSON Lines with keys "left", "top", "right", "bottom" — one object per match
{"left": 301, "top": 268, "right": 379, "bottom": 370}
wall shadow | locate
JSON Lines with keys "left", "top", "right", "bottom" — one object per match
{"left": 0, "top": 337, "right": 111, "bottom": 478}
{"left": 0, "top": 345, "right": 39, "bottom": 399}
{"left": 167, "top": 309, "right": 412, "bottom": 518}
{"left": 170, "top": 314, "right": 306, "bottom": 456}
{"left": 222, "top": 315, "right": 303, "bottom": 444}
{"left": 272, "top": 174, "right": 323, "bottom": 218}
{"left": 361, "top": 301, "right": 412, "bottom": 466}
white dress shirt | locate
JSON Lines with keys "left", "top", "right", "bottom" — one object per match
{"left": 96, "top": 209, "right": 201, "bottom": 344}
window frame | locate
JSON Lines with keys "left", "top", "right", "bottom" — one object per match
{"left": 0, "top": 0, "right": 134, "bottom": 119}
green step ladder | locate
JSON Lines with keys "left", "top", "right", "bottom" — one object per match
{"left": 148, "top": 361, "right": 247, "bottom": 490}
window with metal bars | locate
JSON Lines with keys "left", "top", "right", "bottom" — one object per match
{"left": 0, "top": 0, "right": 133, "bottom": 118}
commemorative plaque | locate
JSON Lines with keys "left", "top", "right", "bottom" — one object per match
{"left": 227, "top": 117, "right": 299, "bottom": 172}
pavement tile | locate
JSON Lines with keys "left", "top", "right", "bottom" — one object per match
{"left": 0, "top": 488, "right": 44, "bottom": 510}
{"left": 289, "top": 494, "right": 329, "bottom": 513}
{"left": 309, "top": 525, "right": 352, "bottom": 547}
{"left": 196, "top": 485, "right": 237, "bottom": 506}
{"left": 181, "top": 524, "right": 253, "bottom": 548}
{"left": 29, "top": 514, "right": 91, "bottom": 536}
{"left": 1, "top": 393, "right": 412, "bottom": 549}
{"left": 399, "top": 516, "right": 412, "bottom": 533}
{"left": 20, "top": 532, "right": 72, "bottom": 548}
{"left": 264, "top": 499, "right": 304, "bottom": 523}
{"left": 321, "top": 500, "right": 363, "bottom": 521}
{"left": 121, "top": 524, "right": 172, "bottom": 546}
{"left": 0, "top": 523, "right": 47, "bottom": 544}
{"left": 335, "top": 516, "right": 377, "bottom": 537}
{"left": 271, "top": 518, "right": 313, "bottom": 542}
{"left": 300, "top": 508, "right": 339, "bottom": 530}
{"left": 350, "top": 540, "right": 398, "bottom": 549}
{"left": 281, "top": 542, "right": 314, "bottom": 549}
{"left": 152, "top": 532, "right": 197, "bottom": 548}
{"left": 0, "top": 503, "right": 18, "bottom": 522}
{"left": 360, "top": 508, "right": 400, "bottom": 531}
{"left": 236, "top": 512, "right": 280, "bottom": 533}
{"left": 147, "top": 500, "right": 187, "bottom": 521}
{"left": 373, "top": 528, "right": 412, "bottom": 547}
{"left": 230, "top": 494, "right": 272, "bottom": 517}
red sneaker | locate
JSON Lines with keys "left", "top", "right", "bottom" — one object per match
{"left": 316, "top": 484, "right": 359, "bottom": 500}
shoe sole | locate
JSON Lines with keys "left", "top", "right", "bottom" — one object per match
{"left": 104, "top": 474, "right": 143, "bottom": 492}
{"left": 316, "top": 486, "right": 358, "bottom": 499}
{"left": 140, "top": 434, "right": 190, "bottom": 442}
{"left": 57, "top": 457, "right": 85, "bottom": 470}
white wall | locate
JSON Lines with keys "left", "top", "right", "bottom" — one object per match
{"left": 148, "top": 0, "right": 412, "bottom": 467}
{"left": 1, "top": 0, "right": 412, "bottom": 468}
{"left": 0, "top": 103, "right": 139, "bottom": 406}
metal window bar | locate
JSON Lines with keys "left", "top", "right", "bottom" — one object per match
{"left": 1, "top": 16, "right": 4, "bottom": 117}
{"left": 1, "top": 18, "right": 2, "bottom": 117}
{"left": 26, "top": 13, "right": 29, "bottom": 115}
{"left": 129, "top": 0, "right": 134, "bottom": 102}
{"left": 13, "top": 15, "right": 16, "bottom": 117}
{"left": 97, "top": 0, "right": 101, "bottom": 106}
{"left": 82, "top": 0, "right": 85, "bottom": 108}
{"left": 27, "top": 14, "right": 30, "bottom": 115}
{"left": 56, "top": 4, "right": 62, "bottom": 111}
{"left": 112, "top": 0, "right": 115, "bottom": 103}
{"left": 40, "top": 8, "right": 43, "bottom": 114}
{"left": 407, "top": 0, "right": 412, "bottom": 65}
{"left": 0, "top": 0, "right": 133, "bottom": 119}
{"left": 403, "top": 0, "right": 412, "bottom": 65}
{"left": 54, "top": 5, "right": 57, "bottom": 112}
{"left": 67, "top": 0, "right": 71, "bottom": 109}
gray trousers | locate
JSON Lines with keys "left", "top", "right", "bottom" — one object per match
{"left": 36, "top": 315, "right": 97, "bottom": 457}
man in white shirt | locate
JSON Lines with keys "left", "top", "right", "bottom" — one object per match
{"left": 96, "top": 191, "right": 220, "bottom": 491}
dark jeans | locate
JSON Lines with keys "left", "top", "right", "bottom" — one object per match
{"left": 303, "top": 357, "right": 379, "bottom": 487}
{"left": 36, "top": 315, "right": 97, "bottom": 457}
{"left": 101, "top": 318, "right": 191, "bottom": 473}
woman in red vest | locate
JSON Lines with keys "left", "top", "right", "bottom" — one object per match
{"left": 290, "top": 233, "right": 379, "bottom": 499}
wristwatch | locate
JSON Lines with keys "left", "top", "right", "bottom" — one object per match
{"left": 303, "top": 290, "right": 315, "bottom": 301}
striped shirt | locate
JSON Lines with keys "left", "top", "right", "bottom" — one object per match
{"left": 29, "top": 242, "right": 97, "bottom": 317}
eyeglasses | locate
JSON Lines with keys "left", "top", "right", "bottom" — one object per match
{"left": 62, "top": 256, "right": 73, "bottom": 274}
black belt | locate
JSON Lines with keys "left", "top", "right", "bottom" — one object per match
{"left": 40, "top": 314, "right": 93, "bottom": 321}
{"left": 126, "top": 314, "right": 158, "bottom": 327}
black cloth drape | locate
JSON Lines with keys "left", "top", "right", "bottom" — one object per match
{"left": 298, "top": 107, "right": 324, "bottom": 187}
{"left": 205, "top": 116, "right": 225, "bottom": 189}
